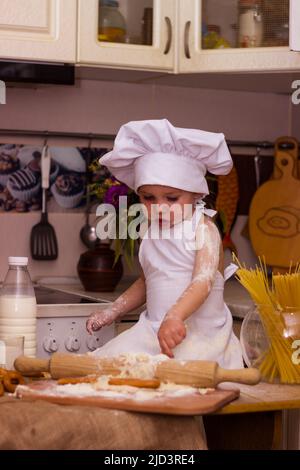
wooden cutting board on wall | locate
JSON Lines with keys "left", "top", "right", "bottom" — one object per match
{"left": 272, "top": 137, "right": 300, "bottom": 179}
{"left": 249, "top": 137, "right": 300, "bottom": 270}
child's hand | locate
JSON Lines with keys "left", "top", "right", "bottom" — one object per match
{"left": 86, "top": 308, "right": 117, "bottom": 335}
{"left": 158, "top": 318, "right": 187, "bottom": 358}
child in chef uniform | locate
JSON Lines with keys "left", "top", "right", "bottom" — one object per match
{"left": 86, "top": 119, "right": 243, "bottom": 369}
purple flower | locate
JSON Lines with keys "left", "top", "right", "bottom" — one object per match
{"left": 104, "top": 184, "right": 128, "bottom": 208}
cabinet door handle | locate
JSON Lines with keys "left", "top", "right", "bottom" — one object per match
{"left": 290, "top": 0, "right": 300, "bottom": 51}
{"left": 184, "top": 21, "right": 191, "bottom": 59}
{"left": 164, "top": 17, "right": 172, "bottom": 55}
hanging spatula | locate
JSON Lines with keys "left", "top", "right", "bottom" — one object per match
{"left": 30, "top": 145, "right": 58, "bottom": 260}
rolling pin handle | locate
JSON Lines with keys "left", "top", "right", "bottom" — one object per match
{"left": 14, "top": 356, "right": 50, "bottom": 375}
{"left": 216, "top": 366, "right": 261, "bottom": 385}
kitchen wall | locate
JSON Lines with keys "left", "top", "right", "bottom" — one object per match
{"left": 2, "top": 78, "right": 290, "bottom": 139}
{"left": 291, "top": 98, "right": 300, "bottom": 139}
{"left": 0, "top": 78, "right": 293, "bottom": 281}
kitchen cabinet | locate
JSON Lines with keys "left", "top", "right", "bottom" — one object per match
{"left": 78, "top": 0, "right": 176, "bottom": 71}
{"left": 0, "top": 1, "right": 299, "bottom": 74}
{"left": 0, "top": 0, "right": 77, "bottom": 63}
{"left": 179, "top": 0, "right": 300, "bottom": 73}
{"left": 78, "top": 0, "right": 300, "bottom": 74}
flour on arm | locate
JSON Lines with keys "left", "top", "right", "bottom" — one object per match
{"left": 191, "top": 216, "right": 221, "bottom": 290}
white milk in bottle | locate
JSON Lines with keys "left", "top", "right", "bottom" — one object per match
{"left": 0, "top": 257, "right": 37, "bottom": 357}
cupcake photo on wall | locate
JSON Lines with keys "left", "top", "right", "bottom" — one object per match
{"left": 0, "top": 144, "right": 109, "bottom": 213}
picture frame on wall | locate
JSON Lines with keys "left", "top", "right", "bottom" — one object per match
{"left": 0, "top": 144, "right": 109, "bottom": 213}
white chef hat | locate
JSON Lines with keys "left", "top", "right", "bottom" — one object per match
{"left": 100, "top": 119, "right": 232, "bottom": 195}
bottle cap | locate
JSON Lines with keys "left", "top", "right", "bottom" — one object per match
{"left": 8, "top": 257, "right": 29, "bottom": 266}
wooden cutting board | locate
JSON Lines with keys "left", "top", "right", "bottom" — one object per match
{"left": 249, "top": 137, "right": 300, "bottom": 269}
{"left": 15, "top": 381, "right": 240, "bottom": 416}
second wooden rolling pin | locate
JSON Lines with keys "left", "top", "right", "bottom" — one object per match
{"left": 14, "top": 353, "right": 261, "bottom": 388}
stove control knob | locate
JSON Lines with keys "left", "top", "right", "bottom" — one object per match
{"left": 86, "top": 336, "right": 102, "bottom": 351}
{"left": 43, "top": 337, "right": 59, "bottom": 353}
{"left": 65, "top": 336, "right": 81, "bottom": 352}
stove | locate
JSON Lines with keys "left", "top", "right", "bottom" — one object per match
{"left": 35, "top": 285, "right": 107, "bottom": 305}
{"left": 35, "top": 285, "right": 115, "bottom": 358}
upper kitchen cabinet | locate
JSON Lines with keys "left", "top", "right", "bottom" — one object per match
{"left": 0, "top": 0, "right": 77, "bottom": 63}
{"left": 78, "top": 0, "right": 176, "bottom": 71}
{"left": 179, "top": 0, "right": 300, "bottom": 73}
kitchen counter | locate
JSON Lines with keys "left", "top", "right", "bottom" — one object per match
{"left": 224, "top": 279, "right": 254, "bottom": 319}
{"left": 37, "top": 276, "right": 252, "bottom": 340}
{"left": 37, "top": 276, "right": 144, "bottom": 321}
{"left": 217, "top": 382, "right": 300, "bottom": 415}
{"left": 36, "top": 276, "right": 138, "bottom": 302}
{"left": 37, "top": 276, "right": 254, "bottom": 321}
{"left": 205, "top": 382, "right": 300, "bottom": 450}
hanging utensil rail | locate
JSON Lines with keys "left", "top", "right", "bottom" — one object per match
{"left": 0, "top": 129, "right": 115, "bottom": 142}
{"left": 0, "top": 129, "right": 298, "bottom": 153}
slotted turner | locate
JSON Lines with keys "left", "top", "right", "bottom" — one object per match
{"left": 30, "top": 145, "right": 58, "bottom": 260}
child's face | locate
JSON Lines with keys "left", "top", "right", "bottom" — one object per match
{"left": 138, "top": 185, "right": 202, "bottom": 227}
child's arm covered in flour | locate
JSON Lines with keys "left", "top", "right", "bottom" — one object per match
{"left": 158, "top": 216, "right": 222, "bottom": 357}
{"left": 86, "top": 273, "right": 146, "bottom": 334}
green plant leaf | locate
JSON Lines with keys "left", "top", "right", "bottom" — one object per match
{"left": 113, "top": 238, "right": 122, "bottom": 267}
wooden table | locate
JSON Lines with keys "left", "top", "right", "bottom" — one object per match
{"left": 1, "top": 383, "right": 299, "bottom": 450}
{"left": 204, "top": 383, "right": 300, "bottom": 450}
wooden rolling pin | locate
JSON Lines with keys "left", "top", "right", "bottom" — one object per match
{"left": 14, "top": 353, "right": 261, "bottom": 388}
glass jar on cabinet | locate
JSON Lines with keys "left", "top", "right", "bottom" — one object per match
{"left": 98, "top": 0, "right": 127, "bottom": 43}
{"left": 238, "top": 0, "right": 263, "bottom": 48}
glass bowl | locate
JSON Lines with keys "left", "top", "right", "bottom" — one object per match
{"left": 240, "top": 307, "right": 269, "bottom": 368}
{"left": 240, "top": 305, "right": 300, "bottom": 368}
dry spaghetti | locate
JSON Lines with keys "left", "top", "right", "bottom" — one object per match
{"left": 233, "top": 255, "right": 300, "bottom": 384}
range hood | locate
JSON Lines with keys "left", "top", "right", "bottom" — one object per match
{"left": 0, "top": 60, "right": 75, "bottom": 85}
